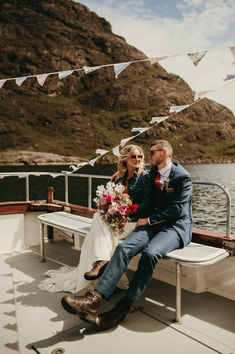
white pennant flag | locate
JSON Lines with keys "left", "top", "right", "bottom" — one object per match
{"left": 58, "top": 70, "right": 73, "bottom": 80}
{"left": 170, "top": 105, "right": 189, "bottom": 113}
{"left": 229, "top": 46, "right": 235, "bottom": 64}
{"left": 224, "top": 74, "right": 235, "bottom": 81}
{"left": 114, "top": 62, "right": 131, "bottom": 78}
{"left": 150, "top": 116, "right": 169, "bottom": 124}
{"left": 0, "top": 79, "right": 7, "bottom": 88}
{"left": 120, "top": 136, "right": 135, "bottom": 147}
{"left": 89, "top": 157, "right": 99, "bottom": 167}
{"left": 149, "top": 56, "right": 167, "bottom": 64}
{"left": 83, "top": 66, "right": 102, "bottom": 74}
{"left": 194, "top": 90, "right": 214, "bottom": 100}
{"left": 70, "top": 165, "right": 77, "bottom": 172}
{"left": 50, "top": 173, "right": 61, "bottom": 178}
{"left": 187, "top": 51, "right": 207, "bottom": 66}
{"left": 36, "top": 73, "right": 49, "bottom": 86}
{"left": 130, "top": 127, "right": 149, "bottom": 133}
{"left": 70, "top": 162, "right": 88, "bottom": 172}
{"left": 96, "top": 149, "right": 109, "bottom": 155}
{"left": 15, "top": 77, "right": 27, "bottom": 86}
{"left": 112, "top": 145, "right": 120, "bottom": 157}
{"left": 18, "top": 174, "right": 27, "bottom": 179}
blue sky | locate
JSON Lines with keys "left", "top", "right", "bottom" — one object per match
{"left": 74, "top": 0, "right": 235, "bottom": 113}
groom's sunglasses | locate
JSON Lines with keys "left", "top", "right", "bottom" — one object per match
{"left": 149, "top": 149, "right": 163, "bottom": 156}
{"left": 131, "top": 155, "right": 143, "bottom": 159}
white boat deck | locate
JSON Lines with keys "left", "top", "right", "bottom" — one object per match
{"left": 1, "top": 241, "right": 235, "bottom": 354}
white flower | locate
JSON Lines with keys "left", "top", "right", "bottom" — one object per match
{"left": 96, "top": 184, "right": 106, "bottom": 197}
{"left": 106, "top": 202, "right": 119, "bottom": 216}
{"left": 114, "top": 183, "right": 125, "bottom": 194}
{"left": 106, "top": 181, "right": 116, "bottom": 192}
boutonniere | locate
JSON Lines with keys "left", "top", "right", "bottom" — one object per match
{"left": 163, "top": 178, "right": 174, "bottom": 194}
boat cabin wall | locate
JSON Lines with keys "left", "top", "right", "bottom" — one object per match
{"left": 0, "top": 211, "right": 45, "bottom": 253}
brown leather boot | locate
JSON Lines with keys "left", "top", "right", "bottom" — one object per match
{"left": 95, "top": 297, "right": 132, "bottom": 331}
{"left": 61, "top": 290, "right": 102, "bottom": 324}
{"left": 84, "top": 260, "right": 109, "bottom": 280}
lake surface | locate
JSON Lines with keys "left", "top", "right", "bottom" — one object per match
{"left": 0, "top": 163, "right": 234, "bottom": 234}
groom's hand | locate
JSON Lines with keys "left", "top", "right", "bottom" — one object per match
{"left": 136, "top": 218, "right": 148, "bottom": 227}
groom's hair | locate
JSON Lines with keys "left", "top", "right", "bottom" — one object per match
{"left": 151, "top": 140, "right": 173, "bottom": 158}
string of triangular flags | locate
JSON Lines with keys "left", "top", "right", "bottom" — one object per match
{"left": 0, "top": 50, "right": 208, "bottom": 89}
{"left": 68, "top": 73, "right": 235, "bottom": 173}
{"left": 2, "top": 46, "right": 235, "bottom": 89}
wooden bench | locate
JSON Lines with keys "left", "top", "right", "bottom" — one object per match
{"left": 37, "top": 211, "right": 229, "bottom": 323}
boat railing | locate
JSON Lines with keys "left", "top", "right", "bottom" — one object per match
{"left": 0, "top": 172, "right": 232, "bottom": 237}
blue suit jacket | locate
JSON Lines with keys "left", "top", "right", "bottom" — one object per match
{"left": 149, "top": 163, "right": 193, "bottom": 246}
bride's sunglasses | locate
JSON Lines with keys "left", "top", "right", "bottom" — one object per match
{"left": 130, "top": 155, "right": 143, "bottom": 159}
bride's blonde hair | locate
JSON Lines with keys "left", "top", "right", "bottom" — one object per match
{"left": 116, "top": 144, "right": 145, "bottom": 179}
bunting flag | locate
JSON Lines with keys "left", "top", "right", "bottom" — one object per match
{"left": 150, "top": 116, "right": 169, "bottom": 124}
{"left": 112, "top": 145, "right": 120, "bottom": 157}
{"left": 96, "top": 148, "right": 109, "bottom": 155}
{"left": 0, "top": 79, "right": 7, "bottom": 88}
{"left": 70, "top": 165, "right": 78, "bottom": 172}
{"left": 83, "top": 66, "right": 102, "bottom": 74}
{"left": 169, "top": 105, "right": 189, "bottom": 113}
{"left": 58, "top": 70, "right": 73, "bottom": 80}
{"left": 224, "top": 74, "right": 235, "bottom": 81}
{"left": 130, "top": 127, "right": 149, "bottom": 133}
{"left": 36, "top": 73, "right": 49, "bottom": 86}
{"left": 70, "top": 162, "right": 88, "bottom": 172}
{"left": 114, "top": 62, "right": 131, "bottom": 78}
{"left": 120, "top": 135, "right": 135, "bottom": 147}
{"left": 229, "top": 46, "right": 235, "bottom": 64}
{"left": 187, "top": 51, "right": 207, "bottom": 66}
{"left": 15, "top": 77, "right": 27, "bottom": 86}
{"left": 194, "top": 90, "right": 214, "bottom": 100}
{"left": 149, "top": 56, "right": 167, "bottom": 64}
{"left": 89, "top": 157, "right": 99, "bottom": 167}
{"left": 50, "top": 173, "right": 61, "bottom": 178}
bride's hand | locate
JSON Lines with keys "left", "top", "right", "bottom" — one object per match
{"left": 111, "top": 171, "right": 119, "bottom": 182}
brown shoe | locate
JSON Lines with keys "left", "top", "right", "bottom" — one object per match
{"left": 95, "top": 298, "right": 132, "bottom": 331}
{"left": 84, "top": 260, "right": 109, "bottom": 280}
{"left": 61, "top": 290, "right": 102, "bottom": 324}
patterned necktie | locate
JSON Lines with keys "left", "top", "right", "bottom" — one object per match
{"left": 155, "top": 172, "right": 162, "bottom": 190}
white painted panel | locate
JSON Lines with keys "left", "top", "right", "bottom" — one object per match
{"left": 0, "top": 214, "right": 25, "bottom": 252}
{"left": 24, "top": 212, "right": 46, "bottom": 247}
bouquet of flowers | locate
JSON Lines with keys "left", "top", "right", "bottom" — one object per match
{"left": 94, "top": 181, "right": 138, "bottom": 233}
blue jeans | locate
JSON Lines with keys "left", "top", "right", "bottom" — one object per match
{"left": 95, "top": 224, "right": 182, "bottom": 302}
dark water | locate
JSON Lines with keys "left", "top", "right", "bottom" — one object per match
{"left": 0, "top": 163, "right": 234, "bottom": 234}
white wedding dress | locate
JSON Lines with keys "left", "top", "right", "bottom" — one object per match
{"left": 38, "top": 212, "right": 136, "bottom": 295}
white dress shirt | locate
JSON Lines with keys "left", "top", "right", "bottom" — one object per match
{"left": 158, "top": 162, "right": 172, "bottom": 190}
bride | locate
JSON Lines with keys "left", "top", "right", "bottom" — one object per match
{"left": 38, "top": 144, "right": 152, "bottom": 295}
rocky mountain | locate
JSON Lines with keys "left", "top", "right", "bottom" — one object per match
{"left": 0, "top": 0, "right": 234, "bottom": 164}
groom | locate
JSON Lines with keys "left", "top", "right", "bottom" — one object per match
{"left": 61, "top": 140, "right": 193, "bottom": 330}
